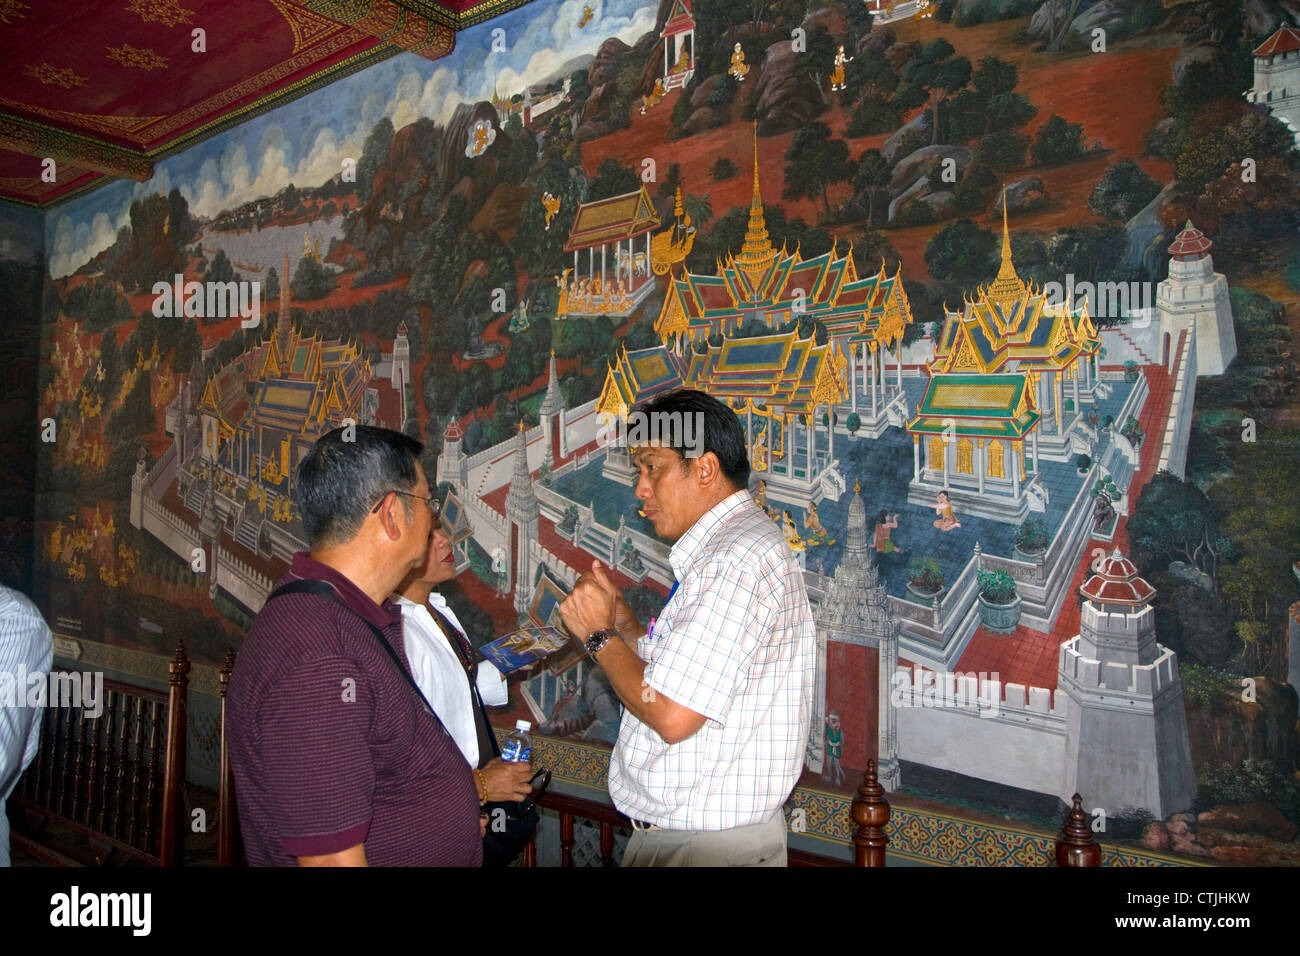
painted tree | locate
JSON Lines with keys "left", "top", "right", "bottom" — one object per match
{"left": 1088, "top": 159, "right": 1162, "bottom": 221}
{"left": 1030, "top": 114, "right": 1086, "bottom": 165}
{"left": 925, "top": 218, "right": 997, "bottom": 285}
{"left": 894, "top": 38, "right": 972, "bottom": 146}
{"left": 854, "top": 149, "right": 892, "bottom": 227}
{"left": 782, "top": 122, "right": 854, "bottom": 217}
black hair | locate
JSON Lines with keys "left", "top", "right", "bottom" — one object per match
{"left": 633, "top": 388, "right": 750, "bottom": 491}
{"left": 877, "top": 510, "right": 888, "bottom": 525}
{"left": 295, "top": 425, "right": 424, "bottom": 548}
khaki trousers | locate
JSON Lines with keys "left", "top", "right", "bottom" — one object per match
{"left": 620, "top": 812, "right": 787, "bottom": 867}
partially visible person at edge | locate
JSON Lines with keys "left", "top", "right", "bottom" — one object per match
{"left": 227, "top": 425, "right": 482, "bottom": 866}
{"left": 0, "top": 586, "right": 53, "bottom": 867}
{"left": 394, "top": 523, "right": 533, "bottom": 814}
{"left": 559, "top": 388, "right": 816, "bottom": 866}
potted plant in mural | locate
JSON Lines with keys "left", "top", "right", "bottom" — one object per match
{"left": 1121, "top": 415, "right": 1144, "bottom": 447}
{"left": 907, "top": 555, "right": 945, "bottom": 601}
{"left": 1090, "top": 475, "right": 1121, "bottom": 535}
{"left": 1075, "top": 452, "right": 1092, "bottom": 474}
{"left": 1013, "top": 516, "right": 1049, "bottom": 561}
{"left": 1123, "top": 360, "right": 1140, "bottom": 383}
{"left": 977, "top": 567, "right": 1021, "bottom": 633}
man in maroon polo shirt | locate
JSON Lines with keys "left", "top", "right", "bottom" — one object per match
{"left": 227, "top": 425, "right": 482, "bottom": 866}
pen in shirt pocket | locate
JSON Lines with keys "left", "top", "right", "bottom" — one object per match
{"left": 646, "top": 617, "right": 656, "bottom": 642}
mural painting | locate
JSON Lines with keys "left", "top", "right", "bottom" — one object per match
{"left": 6, "top": 0, "right": 1300, "bottom": 864}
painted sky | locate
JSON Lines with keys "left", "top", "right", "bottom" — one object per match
{"left": 46, "top": 0, "right": 657, "bottom": 279}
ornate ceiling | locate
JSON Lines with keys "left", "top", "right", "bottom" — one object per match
{"left": 0, "top": 0, "right": 529, "bottom": 207}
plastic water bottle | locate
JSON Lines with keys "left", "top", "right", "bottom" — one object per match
{"left": 501, "top": 720, "right": 532, "bottom": 762}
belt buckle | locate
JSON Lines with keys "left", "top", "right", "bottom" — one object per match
{"left": 630, "top": 818, "right": 660, "bottom": 831}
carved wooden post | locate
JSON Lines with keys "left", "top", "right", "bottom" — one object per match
{"left": 159, "top": 640, "right": 189, "bottom": 867}
{"left": 851, "top": 759, "right": 890, "bottom": 867}
{"left": 1055, "top": 793, "right": 1101, "bottom": 867}
{"left": 218, "top": 648, "right": 240, "bottom": 867}
{"left": 560, "top": 811, "right": 575, "bottom": 867}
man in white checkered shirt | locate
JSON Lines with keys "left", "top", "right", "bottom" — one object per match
{"left": 560, "top": 389, "right": 815, "bottom": 866}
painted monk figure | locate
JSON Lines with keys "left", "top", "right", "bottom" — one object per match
{"left": 729, "top": 43, "right": 750, "bottom": 82}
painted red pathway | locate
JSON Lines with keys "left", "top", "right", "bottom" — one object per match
{"left": 954, "top": 350, "right": 1179, "bottom": 692}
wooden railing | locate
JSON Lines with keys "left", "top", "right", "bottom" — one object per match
{"left": 524, "top": 759, "right": 893, "bottom": 867}
{"left": 8, "top": 641, "right": 190, "bottom": 867}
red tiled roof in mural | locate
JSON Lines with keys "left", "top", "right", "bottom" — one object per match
{"left": 1253, "top": 23, "right": 1300, "bottom": 57}
{"left": 1167, "top": 221, "right": 1212, "bottom": 259}
{"left": 0, "top": 0, "right": 524, "bottom": 207}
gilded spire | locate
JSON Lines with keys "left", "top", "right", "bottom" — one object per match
{"left": 985, "top": 186, "right": 1026, "bottom": 306}
{"left": 734, "top": 120, "right": 777, "bottom": 290}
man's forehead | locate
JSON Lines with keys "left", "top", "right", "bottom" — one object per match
{"left": 632, "top": 443, "right": 677, "bottom": 462}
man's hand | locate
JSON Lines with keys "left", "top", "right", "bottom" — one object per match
{"left": 559, "top": 560, "right": 640, "bottom": 642}
{"left": 480, "top": 757, "right": 533, "bottom": 802}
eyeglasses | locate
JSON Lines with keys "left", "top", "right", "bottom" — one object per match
{"left": 372, "top": 489, "right": 441, "bottom": 523}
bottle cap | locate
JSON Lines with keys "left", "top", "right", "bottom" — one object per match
{"left": 516, "top": 720, "right": 531, "bottom": 731}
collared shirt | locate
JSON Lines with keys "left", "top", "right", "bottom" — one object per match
{"left": 608, "top": 490, "right": 816, "bottom": 830}
{"left": 397, "top": 592, "right": 507, "bottom": 768}
{"left": 227, "top": 552, "right": 482, "bottom": 866}
{"left": 0, "top": 586, "right": 52, "bottom": 867}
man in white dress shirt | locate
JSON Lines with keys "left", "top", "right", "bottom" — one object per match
{"left": 560, "top": 389, "right": 816, "bottom": 866}
{"left": 395, "top": 520, "right": 533, "bottom": 806}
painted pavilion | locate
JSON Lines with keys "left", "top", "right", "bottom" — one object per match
{"left": 659, "top": 0, "right": 695, "bottom": 90}
{"left": 907, "top": 208, "right": 1100, "bottom": 522}
{"left": 559, "top": 184, "right": 661, "bottom": 318}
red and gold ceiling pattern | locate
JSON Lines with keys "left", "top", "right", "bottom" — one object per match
{"left": 0, "top": 0, "right": 531, "bottom": 207}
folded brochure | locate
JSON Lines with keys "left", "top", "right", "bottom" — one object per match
{"left": 480, "top": 625, "right": 585, "bottom": 675}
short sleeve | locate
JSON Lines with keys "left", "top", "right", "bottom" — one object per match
{"left": 642, "top": 560, "right": 773, "bottom": 729}
{"left": 260, "top": 656, "right": 376, "bottom": 858}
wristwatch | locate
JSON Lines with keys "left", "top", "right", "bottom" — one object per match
{"left": 584, "top": 627, "right": 617, "bottom": 660}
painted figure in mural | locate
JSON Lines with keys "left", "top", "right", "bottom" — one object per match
{"left": 227, "top": 425, "right": 483, "bottom": 866}
{"left": 729, "top": 43, "right": 750, "bottom": 83}
{"left": 394, "top": 517, "right": 533, "bottom": 865}
{"left": 491, "top": 546, "right": 509, "bottom": 596}
{"left": 822, "top": 711, "right": 845, "bottom": 787}
{"left": 541, "top": 191, "right": 561, "bottom": 229}
{"left": 874, "top": 511, "right": 902, "bottom": 553}
{"left": 804, "top": 501, "right": 826, "bottom": 537}
{"left": 829, "top": 45, "right": 853, "bottom": 92}
{"left": 781, "top": 510, "right": 807, "bottom": 552}
{"left": 933, "top": 491, "right": 961, "bottom": 531}
{"left": 751, "top": 425, "right": 768, "bottom": 471}
{"left": 558, "top": 389, "right": 815, "bottom": 866}
{"left": 640, "top": 77, "right": 666, "bottom": 114}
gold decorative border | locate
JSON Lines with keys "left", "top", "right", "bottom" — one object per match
{"left": 50, "top": 633, "right": 222, "bottom": 697}
{"left": 499, "top": 731, "right": 1214, "bottom": 868}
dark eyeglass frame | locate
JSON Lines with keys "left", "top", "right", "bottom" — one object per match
{"left": 371, "top": 489, "right": 441, "bottom": 523}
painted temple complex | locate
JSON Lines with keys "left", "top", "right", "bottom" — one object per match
{"left": 130, "top": 254, "right": 409, "bottom": 610}
{"left": 598, "top": 128, "right": 914, "bottom": 509}
{"left": 906, "top": 205, "right": 1101, "bottom": 523}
